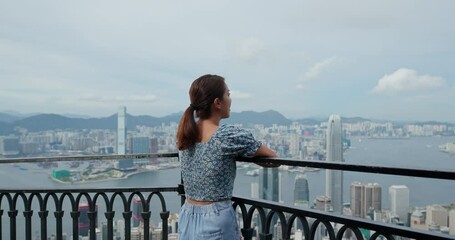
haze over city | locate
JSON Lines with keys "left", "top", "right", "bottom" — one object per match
{"left": 1, "top": 1, "right": 454, "bottom": 122}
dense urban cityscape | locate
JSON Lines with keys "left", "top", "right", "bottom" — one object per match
{"left": 1, "top": 109, "right": 455, "bottom": 239}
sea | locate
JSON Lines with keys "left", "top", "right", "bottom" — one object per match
{"left": 1, "top": 136, "right": 454, "bottom": 238}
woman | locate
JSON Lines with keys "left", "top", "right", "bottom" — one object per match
{"left": 176, "top": 74, "right": 277, "bottom": 239}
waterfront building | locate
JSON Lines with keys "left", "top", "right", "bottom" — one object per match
{"left": 294, "top": 174, "right": 309, "bottom": 208}
{"left": 131, "top": 136, "right": 151, "bottom": 164}
{"left": 0, "top": 136, "right": 20, "bottom": 156}
{"left": 389, "top": 185, "right": 410, "bottom": 226}
{"left": 325, "top": 114, "right": 343, "bottom": 213}
{"left": 426, "top": 205, "right": 448, "bottom": 229}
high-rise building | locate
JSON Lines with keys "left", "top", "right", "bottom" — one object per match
{"left": 117, "top": 107, "right": 133, "bottom": 169}
{"left": 350, "top": 182, "right": 364, "bottom": 218}
{"left": 78, "top": 202, "right": 98, "bottom": 236}
{"left": 364, "top": 183, "right": 381, "bottom": 219}
{"left": 251, "top": 182, "right": 259, "bottom": 199}
{"left": 131, "top": 137, "right": 151, "bottom": 164}
{"left": 259, "top": 168, "right": 281, "bottom": 202}
{"left": 132, "top": 198, "right": 143, "bottom": 228}
{"left": 117, "top": 107, "right": 127, "bottom": 155}
{"left": 325, "top": 114, "right": 343, "bottom": 213}
{"left": 0, "top": 136, "right": 20, "bottom": 156}
{"left": 131, "top": 137, "right": 150, "bottom": 154}
{"left": 389, "top": 185, "right": 410, "bottom": 226}
{"left": 294, "top": 174, "right": 309, "bottom": 208}
{"left": 150, "top": 138, "right": 159, "bottom": 153}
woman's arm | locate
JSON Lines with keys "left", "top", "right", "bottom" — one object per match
{"left": 254, "top": 145, "right": 280, "bottom": 167}
{"left": 254, "top": 145, "right": 277, "bottom": 157}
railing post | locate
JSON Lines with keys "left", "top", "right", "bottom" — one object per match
{"left": 241, "top": 228, "right": 254, "bottom": 240}
{"left": 88, "top": 210, "right": 97, "bottom": 240}
{"left": 38, "top": 210, "right": 48, "bottom": 240}
{"left": 178, "top": 184, "right": 185, "bottom": 206}
{"left": 54, "top": 210, "right": 64, "bottom": 240}
{"left": 123, "top": 211, "right": 132, "bottom": 240}
{"left": 104, "top": 211, "right": 115, "bottom": 240}
{"left": 23, "top": 210, "right": 33, "bottom": 240}
{"left": 8, "top": 210, "right": 18, "bottom": 240}
{"left": 160, "top": 211, "right": 170, "bottom": 240}
{"left": 141, "top": 211, "right": 151, "bottom": 240}
{"left": 70, "top": 211, "right": 80, "bottom": 240}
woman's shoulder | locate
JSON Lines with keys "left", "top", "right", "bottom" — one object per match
{"left": 217, "top": 124, "right": 240, "bottom": 134}
{"left": 215, "top": 124, "right": 250, "bottom": 138}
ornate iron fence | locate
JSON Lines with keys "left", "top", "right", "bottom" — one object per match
{"left": 1, "top": 153, "right": 454, "bottom": 240}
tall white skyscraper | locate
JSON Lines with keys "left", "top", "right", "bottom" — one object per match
{"left": 325, "top": 114, "right": 343, "bottom": 213}
{"left": 117, "top": 107, "right": 127, "bottom": 155}
{"left": 389, "top": 185, "right": 410, "bottom": 225}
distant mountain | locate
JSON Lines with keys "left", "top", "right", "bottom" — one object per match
{"left": 3, "top": 110, "right": 450, "bottom": 135}
{"left": 0, "top": 113, "right": 22, "bottom": 123}
{"left": 0, "top": 110, "right": 299, "bottom": 134}
{"left": 225, "top": 110, "right": 292, "bottom": 126}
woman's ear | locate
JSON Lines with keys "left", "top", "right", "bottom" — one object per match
{"left": 213, "top": 98, "right": 222, "bottom": 109}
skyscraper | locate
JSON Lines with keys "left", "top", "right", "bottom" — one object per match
{"left": 259, "top": 168, "right": 282, "bottom": 202}
{"left": 350, "top": 182, "right": 382, "bottom": 219}
{"left": 325, "top": 114, "right": 343, "bottom": 213}
{"left": 350, "top": 182, "right": 364, "bottom": 218}
{"left": 117, "top": 107, "right": 127, "bottom": 155}
{"left": 117, "top": 107, "right": 133, "bottom": 169}
{"left": 294, "top": 174, "right": 309, "bottom": 208}
{"left": 364, "top": 183, "right": 381, "bottom": 218}
{"left": 389, "top": 185, "right": 410, "bottom": 225}
{"left": 132, "top": 198, "right": 143, "bottom": 227}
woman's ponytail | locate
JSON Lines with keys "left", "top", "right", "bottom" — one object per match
{"left": 176, "top": 106, "right": 199, "bottom": 150}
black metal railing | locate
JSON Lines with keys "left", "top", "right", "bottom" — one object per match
{"left": 1, "top": 153, "right": 454, "bottom": 240}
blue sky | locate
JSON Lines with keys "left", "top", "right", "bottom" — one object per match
{"left": 0, "top": 0, "right": 454, "bottom": 122}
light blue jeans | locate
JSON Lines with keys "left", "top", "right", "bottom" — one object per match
{"left": 178, "top": 200, "right": 241, "bottom": 240}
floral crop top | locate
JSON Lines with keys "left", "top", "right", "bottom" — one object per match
{"left": 179, "top": 124, "right": 261, "bottom": 201}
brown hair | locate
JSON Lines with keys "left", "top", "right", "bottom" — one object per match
{"left": 176, "top": 74, "right": 227, "bottom": 150}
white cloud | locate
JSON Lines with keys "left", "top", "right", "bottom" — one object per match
{"left": 233, "top": 38, "right": 267, "bottom": 63}
{"left": 79, "top": 95, "right": 159, "bottom": 103}
{"left": 230, "top": 90, "right": 252, "bottom": 100}
{"left": 372, "top": 68, "right": 446, "bottom": 94}
{"left": 303, "top": 57, "right": 337, "bottom": 80}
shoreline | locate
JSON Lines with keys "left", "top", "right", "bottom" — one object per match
{"left": 50, "top": 167, "right": 178, "bottom": 185}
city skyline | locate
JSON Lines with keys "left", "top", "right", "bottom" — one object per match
{"left": 1, "top": 1, "right": 455, "bottom": 122}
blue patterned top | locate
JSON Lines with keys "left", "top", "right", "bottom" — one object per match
{"left": 179, "top": 124, "right": 261, "bottom": 201}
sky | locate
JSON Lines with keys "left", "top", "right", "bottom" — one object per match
{"left": 0, "top": 0, "right": 454, "bottom": 122}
